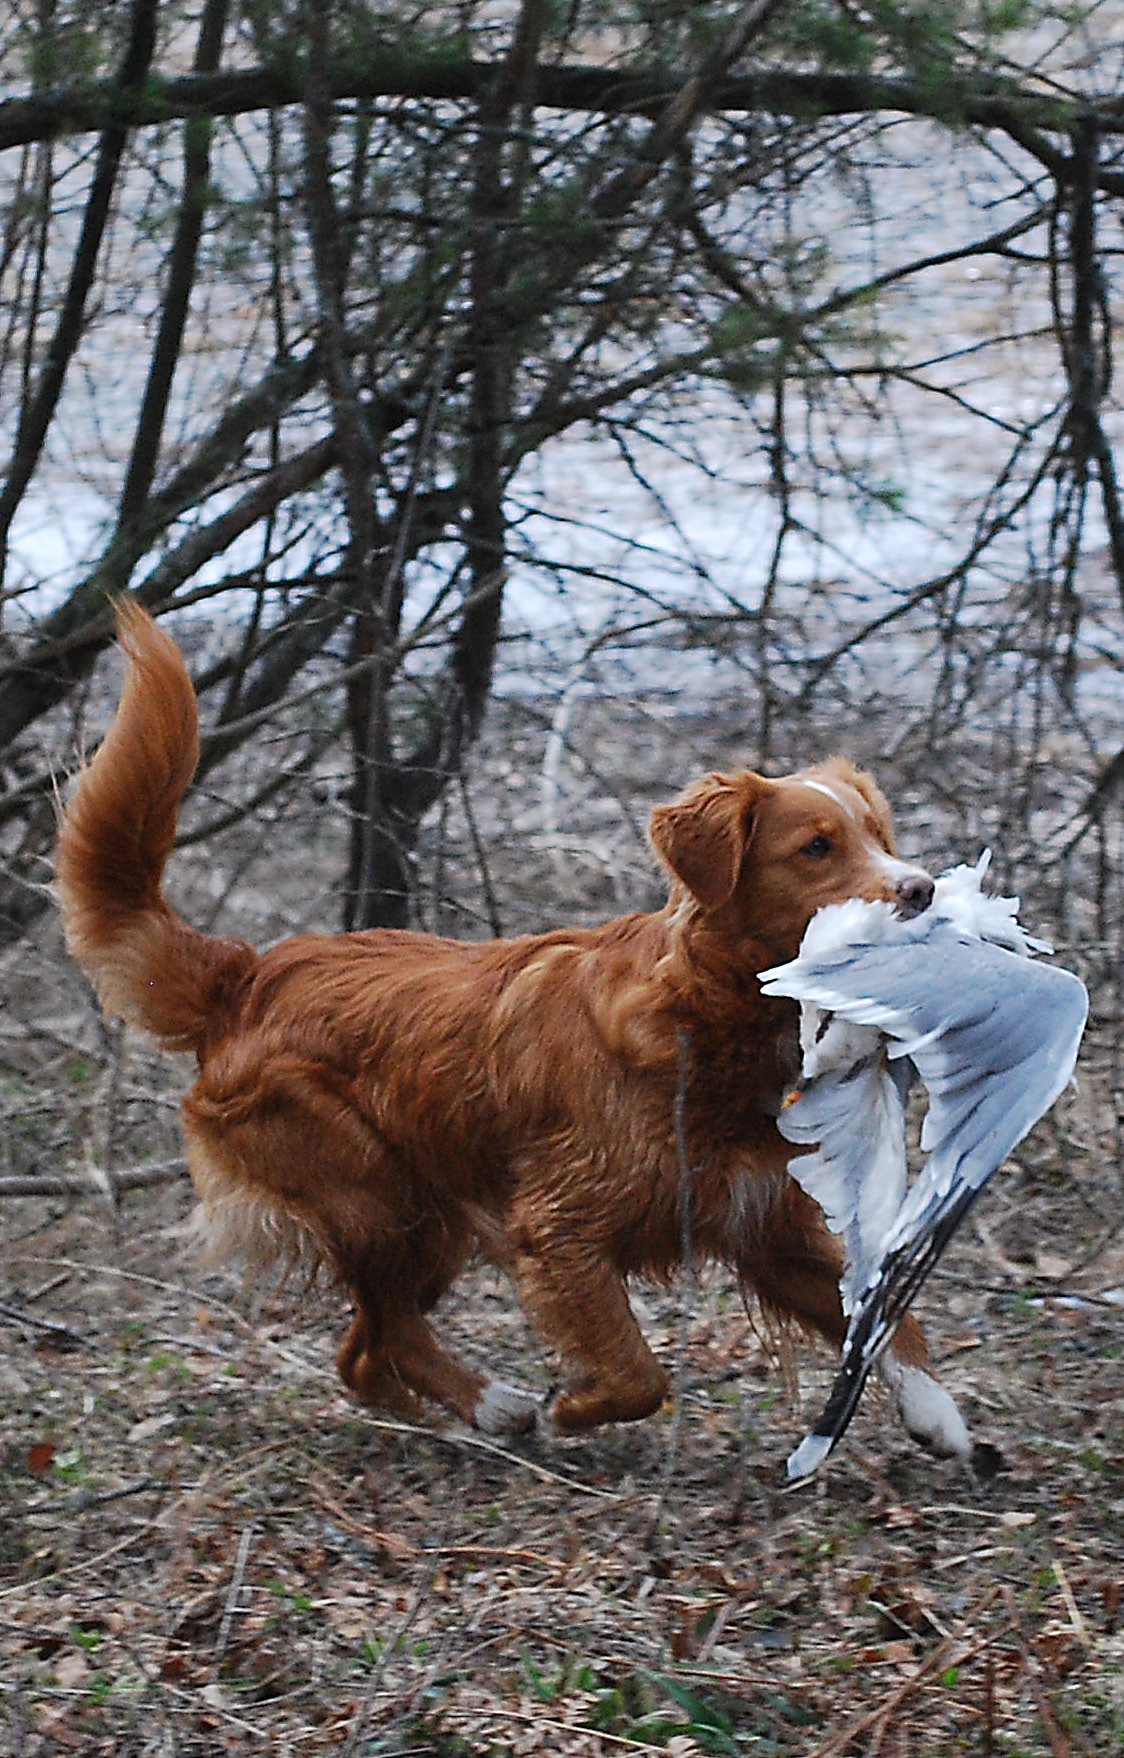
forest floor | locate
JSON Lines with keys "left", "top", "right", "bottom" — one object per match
{"left": 3, "top": 691, "right": 1124, "bottom": 1758}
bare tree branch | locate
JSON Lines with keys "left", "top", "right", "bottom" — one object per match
{"left": 0, "top": 58, "right": 1118, "bottom": 166}
{"left": 116, "top": 0, "right": 232, "bottom": 535}
{"left": 0, "top": 0, "right": 161, "bottom": 584}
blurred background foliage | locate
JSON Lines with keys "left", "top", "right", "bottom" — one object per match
{"left": 0, "top": 0, "right": 1122, "bottom": 945}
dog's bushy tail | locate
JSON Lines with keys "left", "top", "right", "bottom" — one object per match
{"left": 55, "top": 600, "right": 256, "bottom": 1053}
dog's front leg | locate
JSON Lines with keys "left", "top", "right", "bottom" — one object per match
{"left": 508, "top": 1222, "right": 669, "bottom": 1432}
{"left": 337, "top": 1276, "right": 539, "bottom": 1438}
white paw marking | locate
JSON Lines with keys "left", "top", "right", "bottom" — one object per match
{"left": 473, "top": 1379, "right": 538, "bottom": 1436}
{"left": 880, "top": 1357, "right": 972, "bottom": 1460}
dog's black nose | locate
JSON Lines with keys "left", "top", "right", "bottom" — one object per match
{"left": 896, "top": 871, "right": 935, "bottom": 917}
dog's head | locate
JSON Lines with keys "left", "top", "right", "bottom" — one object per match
{"left": 649, "top": 757, "right": 933, "bottom": 960}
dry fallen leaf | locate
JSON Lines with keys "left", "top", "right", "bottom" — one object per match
{"left": 51, "top": 1650, "right": 90, "bottom": 1691}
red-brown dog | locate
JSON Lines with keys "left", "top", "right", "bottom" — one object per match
{"left": 55, "top": 602, "right": 976, "bottom": 1464}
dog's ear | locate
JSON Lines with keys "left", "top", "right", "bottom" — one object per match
{"left": 649, "top": 771, "right": 773, "bottom": 910}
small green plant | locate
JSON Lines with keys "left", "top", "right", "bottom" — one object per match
{"left": 520, "top": 1653, "right": 558, "bottom": 1702}
{"left": 520, "top": 1653, "right": 599, "bottom": 1702}
{"left": 269, "top": 1579, "right": 314, "bottom": 1615}
{"left": 144, "top": 1351, "right": 180, "bottom": 1376}
{"left": 55, "top": 1450, "right": 92, "bottom": 1487}
{"left": 394, "top": 1722, "right": 471, "bottom": 1758}
{"left": 647, "top": 1674, "right": 742, "bottom": 1754}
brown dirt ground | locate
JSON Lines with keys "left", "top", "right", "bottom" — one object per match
{"left": 3, "top": 692, "right": 1124, "bottom": 1757}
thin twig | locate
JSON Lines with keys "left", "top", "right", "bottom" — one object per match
{"left": 213, "top": 1520, "right": 256, "bottom": 1668}
{"left": 1052, "top": 1556, "right": 1091, "bottom": 1649}
{"left": 0, "top": 1157, "right": 188, "bottom": 1198}
{"left": 808, "top": 1588, "right": 1004, "bottom": 1758}
{"left": 84, "top": 1015, "right": 126, "bottom": 1217}
{"left": 0, "top": 1300, "right": 86, "bottom": 1347}
{"left": 492, "top": 1709, "right": 689, "bottom": 1754}
{"left": 8, "top": 1475, "right": 192, "bottom": 1521}
{"left": 351, "top": 1412, "right": 619, "bottom": 1498}
{"left": 339, "top": 1573, "right": 432, "bottom": 1758}
{"left": 0, "top": 1519, "right": 164, "bottom": 1600}
{"left": 646, "top": 1028, "right": 696, "bottom": 1545}
{"left": 1002, "top": 1586, "right": 1084, "bottom": 1758}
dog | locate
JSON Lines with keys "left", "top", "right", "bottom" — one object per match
{"left": 55, "top": 601, "right": 978, "bottom": 1466}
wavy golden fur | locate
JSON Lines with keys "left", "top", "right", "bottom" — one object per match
{"left": 56, "top": 601, "right": 963, "bottom": 1450}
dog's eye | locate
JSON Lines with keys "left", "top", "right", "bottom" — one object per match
{"left": 802, "top": 834, "right": 833, "bottom": 859}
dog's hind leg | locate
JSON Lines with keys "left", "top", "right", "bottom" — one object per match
{"left": 338, "top": 1296, "right": 539, "bottom": 1435}
{"left": 186, "top": 1057, "right": 536, "bottom": 1435}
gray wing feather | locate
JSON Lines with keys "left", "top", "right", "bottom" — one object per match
{"left": 884, "top": 947, "right": 1087, "bottom": 1259}
{"left": 780, "top": 1053, "right": 911, "bottom": 1314}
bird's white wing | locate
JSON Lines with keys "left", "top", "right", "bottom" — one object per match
{"left": 761, "top": 910, "right": 1088, "bottom": 1476}
{"left": 760, "top": 902, "right": 923, "bottom": 1249}
{"left": 884, "top": 933, "right": 1088, "bottom": 1255}
{"left": 761, "top": 905, "right": 921, "bottom": 1314}
{"left": 778, "top": 1050, "right": 912, "bottom": 1315}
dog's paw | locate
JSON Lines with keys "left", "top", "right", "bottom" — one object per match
{"left": 473, "top": 1379, "right": 539, "bottom": 1437}
{"left": 969, "top": 1439, "right": 1007, "bottom": 1479}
